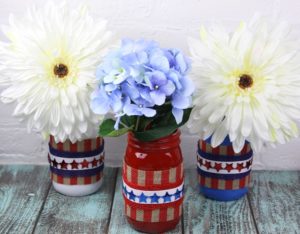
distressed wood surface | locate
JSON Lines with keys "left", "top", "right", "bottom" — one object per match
{"left": 248, "top": 171, "right": 300, "bottom": 234}
{"left": 0, "top": 166, "right": 299, "bottom": 234}
{"left": 0, "top": 165, "right": 51, "bottom": 234}
{"left": 183, "top": 169, "right": 257, "bottom": 234}
{"left": 33, "top": 168, "right": 118, "bottom": 234}
{"left": 107, "top": 169, "right": 183, "bottom": 234}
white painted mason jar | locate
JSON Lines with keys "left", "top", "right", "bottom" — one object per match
{"left": 48, "top": 136, "right": 105, "bottom": 196}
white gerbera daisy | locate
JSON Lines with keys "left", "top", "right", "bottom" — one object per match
{"left": 187, "top": 14, "right": 300, "bottom": 153}
{"left": 0, "top": 2, "right": 113, "bottom": 143}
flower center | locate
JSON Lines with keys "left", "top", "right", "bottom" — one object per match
{"left": 154, "top": 85, "right": 159, "bottom": 90}
{"left": 238, "top": 74, "right": 253, "bottom": 89}
{"left": 54, "top": 64, "right": 69, "bottom": 78}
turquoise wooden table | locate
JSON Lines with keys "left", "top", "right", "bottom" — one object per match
{"left": 0, "top": 166, "right": 299, "bottom": 234}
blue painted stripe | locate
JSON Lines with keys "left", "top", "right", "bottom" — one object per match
{"left": 49, "top": 142, "right": 104, "bottom": 158}
{"left": 197, "top": 149, "right": 253, "bottom": 162}
{"left": 197, "top": 167, "right": 250, "bottom": 180}
{"left": 199, "top": 186, "right": 248, "bottom": 201}
{"left": 50, "top": 164, "right": 104, "bottom": 177}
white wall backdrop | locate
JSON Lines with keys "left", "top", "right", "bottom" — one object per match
{"left": 0, "top": 0, "right": 299, "bottom": 169}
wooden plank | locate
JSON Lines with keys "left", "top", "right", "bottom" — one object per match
{"left": 34, "top": 167, "right": 118, "bottom": 233}
{"left": 248, "top": 171, "right": 300, "bottom": 234}
{"left": 0, "top": 165, "right": 51, "bottom": 234}
{"left": 183, "top": 168, "right": 257, "bottom": 234}
{"left": 107, "top": 169, "right": 183, "bottom": 234}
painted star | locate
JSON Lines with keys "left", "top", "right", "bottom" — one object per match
{"left": 71, "top": 160, "right": 78, "bottom": 169}
{"left": 236, "top": 163, "right": 244, "bottom": 172}
{"left": 214, "top": 162, "right": 223, "bottom": 172}
{"left": 128, "top": 191, "right": 135, "bottom": 201}
{"left": 246, "top": 160, "right": 252, "bottom": 169}
{"left": 225, "top": 163, "right": 234, "bottom": 172}
{"left": 151, "top": 193, "right": 159, "bottom": 203}
{"left": 52, "top": 158, "right": 58, "bottom": 168}
{"left": 174, "top": 189, "right": 182, "bottom": 200}
{"left": 163, "top": 192, "right": 171, "bottom": 202}
{"left": 81, "top": 159, "right": 89, "bottom": 169}
{"left": 91, "top": 158, "right": 98, "bottom": 167}
{"left": 60, "top": 160, "right": 68, "bottom": 169}
{"left": 139, "top": 193, "right": 148, "bottom": 203}
{"left": 204, "top": 160, "right": 211, "bottom": 170}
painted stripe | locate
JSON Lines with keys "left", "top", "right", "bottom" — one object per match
{"left": 49, "top": 137, "right": 102, "bottom": 152}
{"left": 123, "top": 162, "right": 184, "bottom": 188}
{"left": 124, "top": 198, "right": 183, "bottom": 223}
{"left": 197, "top": 149, "right": 253, "bottom": 162}
{"left": 198, "top": 140, "right": 251, "bottom": 156}
{"left": 197, "top": 167, "right": 251, "bottom": 180}
{"left": 49, "top": 143, "right": 104, "bottom": 158}
{"left": 50, "top": 164, "right": 104, "bottom": 177}
{"left": 51, "top": 171, "right": 103, "bottom": 185}
{"left": 198, "top": 174, "right": 250, "bottom": 190}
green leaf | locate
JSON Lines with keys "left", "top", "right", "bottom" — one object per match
{"left": 133, "top": 108, "right": 192, "bottom": 142}
{"left": 99, "top": 119, "right": 132, "bottom": 137}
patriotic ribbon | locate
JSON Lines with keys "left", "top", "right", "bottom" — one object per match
{"left": 123, "top": 160, "right": 184, "bottom": 223}
{"left": 49, "top": 136, "right": 105, "bottom": 186}
{"left": 197, "top": 139, "right": 252, "bottom": 190}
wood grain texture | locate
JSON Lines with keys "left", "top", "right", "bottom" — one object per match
{"left": 33, "top": 167, "right": 118, "bottom": 234}
{"left": 0, "top": 165, "right": 51, "bottom": 234}
{"left": 183, "top": 169, "right": 257, "bottom": 234}
{"left": 248, "top": 171, "right": 300, "bottom": 234}
{"left": 107, "top": 169, "right": 183, "bottom": 234}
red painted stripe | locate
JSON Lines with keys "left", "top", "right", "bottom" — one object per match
{"left": 241, "top": 144, "right": 248, "bottom": 155}
{"left": 84, "top": 139, "right": 92, "bottom": 152}
{"left": 161, "top": 169, "right": 169, "bottom": 185}
{"left": 70, "top": 142, "right": 77, "bottom": 153}
{"left": 176, "top": 164, "right": 181, "bottom": 182}
{"left": 201, "top": 140, "right": 206, "bottom": 152}
{"left": 159, "top": 207, "right": 167, "bottom": 222}
{"left": 212, "top": 146, "right": 219, "bottom": 155}
{"left": 70, "top": 177, "right": 77, "bottom": 185}
{"left": 225, "top": 179, "right": 233, "bottom": 190}
{"left": 147, "top": 170, "right": 154, "bottom": 186}
{"left": 131, "top": 168, "right": 138, "bottom": 185}
{"left": 174, "top": 204, "right": 180, "bottom": 220}
{"left": 96, "top": 138, "right": 101, "bottom": 148}
{"left": 211, "top": 178, "right": 218, "bottom": 189}
{"left": 143, "top": 209, "right": 152, "bottom": 222}
{"left": 200, "top": 175, "right": 205, "bottom": 186}
{"left": 239, "top": 176, "right": 246, "bottom": 188}
{"left": 131, "top": 207, "right": 137, "bottom": 221}
{"left": 57, "top": 175, "right": 64, "bottom": 184}
{"left": 227, "top": 145, "right": 235, "bottom": 156}
{"left": 84, "top": 176, "right": 92, "bottom": 185}
{"left": 57, "top": 142, "right": 64, "bottom": 151}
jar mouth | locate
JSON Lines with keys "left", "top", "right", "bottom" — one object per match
{"left": 128, "top": 130, "right": 181, "bottom": 150}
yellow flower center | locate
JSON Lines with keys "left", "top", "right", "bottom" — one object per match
{"left": 238, "top": 74, "right": 253, "bottom": 89}
{"left": 53, "top": 64, "right": 69, "bottom": 78}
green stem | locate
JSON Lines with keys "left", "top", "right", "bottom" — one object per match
{"left": 135, "top": 116, "right": 141, "bottom": 131}
{"left": 119, "top": 121, "right": 129, "bottom": 129}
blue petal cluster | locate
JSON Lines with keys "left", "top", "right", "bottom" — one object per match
{"left": 91, "top": 39, "right": 194, "bottom": 129}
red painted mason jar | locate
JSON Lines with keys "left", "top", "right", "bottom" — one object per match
{"left": 123, "top": 130, "right": 184, "bottom": 233}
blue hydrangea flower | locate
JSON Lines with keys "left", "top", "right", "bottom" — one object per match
{"left": 90, "top": 39, "right": 194, "bottom": 129}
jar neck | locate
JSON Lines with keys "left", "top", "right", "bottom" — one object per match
{"left": 128, "top": 130, "right": 181, "bottom": 151}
